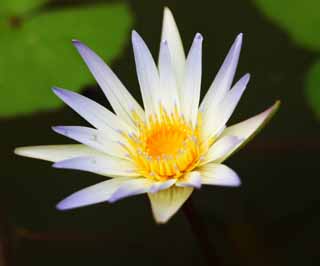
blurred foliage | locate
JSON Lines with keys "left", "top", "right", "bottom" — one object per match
{"left": 0, "top": 0, "right": 133, "bottom": 117}
{"left": 254, "top": 0, "right": 320, "bottom": 51}
{"left": 0, "top": 0, "right": 46, "bottom": 15}
{"left": 305, "top": 62, "right": 320, "bottom": 118}
{"left": 254, "top": 0, "right": 320, "bottom": 118}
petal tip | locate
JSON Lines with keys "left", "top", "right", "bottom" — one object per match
{"left": 72, "top": 39, "right": 81, "bottom": 45}
{"left": 236, "top": 33, "right": 243, "bottom": 45}
{"left": 72, "top": 39, "right": 86, "bottom": 51}
{"left": 232, "top": 175, "right": 242, "bottom": 187}
{"left": 164, "top": 6, "right": 172, "bottom": 14}
{"left": 195, "top": 32, "right": 203, "bottom": 42}
{"left": 51, "top": 126, "right": 63, "bottom": 134}
{"left": 14, "top": 147, "right": 24, "bottom": 156}
{"left": 263, "top": 100, "right": 281, "bottom": 119}
{"left": 52, "top": 87, "right": 68, "bottom": 98}
{"left": 56, "top": 200, "right": 70, "bottom": 211}
{"left": 243, "top": 73, "right": 251, "bottom": 84}
{"left": 52, "top": 161, "right": 61, "bottom": 168}
{"left": 131, "top": 30, "right": 139, "bottom": 40}
{"left": 52, "top": 86, "right": 61, "bottom": 94}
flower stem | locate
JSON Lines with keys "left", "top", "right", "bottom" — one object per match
{"left": 182, "top": 198, "right": 222, "bottom": 266}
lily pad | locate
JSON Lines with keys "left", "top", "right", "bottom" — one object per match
{"left": 305, "top": 60, "right": 320, "bottom": 118}
{"left": 254, "top": 0, "right": 320, "bottom": 51}
{"left": 254, "top": 0, "right": 320, "bottom": 119}
{"left": 0, "top": 3, "right": 133, "bottom": 117}
{"left": 0, "top": 0, "right": 46, "bottom": 16}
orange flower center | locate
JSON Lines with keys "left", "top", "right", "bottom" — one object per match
{"left": 124, "top": 107, "right": 205, "bottom": 181}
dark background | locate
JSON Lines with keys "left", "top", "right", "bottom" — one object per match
{"left": 1, "top": 0, "right": 320, "bottom": 265}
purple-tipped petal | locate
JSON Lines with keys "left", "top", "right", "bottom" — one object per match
{"left": 199, "top": 163, "right": 241, "bottom": 187}
{"left": 52, "top": 126, "right": 127, "bottom": 159}
{"left": 158, "top": 38, "right": 180, "bottom": 114}
{"left": 108, "top": 178, "right": 153, "bottom": 203}
{"left": 200, "top": 33, "right": 243, "bottom": 112}
{"left": 202, "top": 73, "right": 250, "bottom": 138}
{"left": 180, "top": 33, "right": 203, "bottom": 127}
{"left": 132, "top": 30, "right": 160, "bottom": 118}
{"left": 72, "top": 41, "right": 144, "bottom": 126}
{"left": 201, "top": 136, "right": 243, "bottom": 165}
{"left": 161, "top": 7, "right": 186, "bottom": 86}
{"left": 53, "top": 155, "right": 139, "bottom": 177}
{"left": 52, "top": 87, "right": 132, "bottom": 133}
{"left": 56, "top": 177, "right": 132, "bottom": 210}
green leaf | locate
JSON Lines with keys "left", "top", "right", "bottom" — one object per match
{"left": 305, "top": 60, "right": 320, "bottom": 118}
{"left": 0, "top": 3, "right": 133, "bottom": 117}
{"left": 254, "top": 0, "right": 320, "bottom": 51}
{"left": 0, "top": 0, "right": 47, "bottom": 16}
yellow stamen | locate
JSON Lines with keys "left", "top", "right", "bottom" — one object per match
{"left": 124, "top": 106, "right": 207, "bottom": 181}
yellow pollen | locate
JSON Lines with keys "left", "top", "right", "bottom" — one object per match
{"left": 124, "top": 106, "right": 206, "bottom": 181}
{"left": 146, "top": 126, "right": 188, "bottom": 157}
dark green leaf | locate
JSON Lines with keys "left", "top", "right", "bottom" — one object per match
{"left": 0, "top": 3, "right": 133, "bottom": 117}
{"left": 0, "top": 0, "right": 47, "bottom": 16}
{"left": 305, "top": 60, "right": 320, "bottom": 118}
{"left": 254, "top": 0, "right": 320, "bottom": 51}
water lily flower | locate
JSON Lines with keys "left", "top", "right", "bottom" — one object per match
{"left": 15, "top": 8, "right": 279, "bottom": 223}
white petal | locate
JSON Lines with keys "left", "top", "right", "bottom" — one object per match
{"left": 56, "top": 177, "right": 132, "bottom": 210}
{"left": 108, "top": 178, "right": 154, "bottom": 203}
{"left": 200, "top": 33, "right": 243, "bottom": 112}
{"left": 14, "top": 144, "right": 103, "bottom": 162}
{"left": 180, "top": 33, "right": 203, "bottom": 127}
{"left": 161, "top": 7, "right": 185, "bottom": 87}
{"left": 216, "top": 101, "right": 280, "bottom": 163}
{"left": 52, "top": 87, "right": 133, "bottom": 133}
{"left": 132, "top": 31, "right": 159, "bottom": 118}
{"left": 158, "top": 40, "right": 180, "bottom": 114}
{"left": 73, "top": 41, "right": 145, "bottom": 127}
{"left": 149, "top": 179, "right": 176, "bottom": 193}
{"left": 53, "top": 156, "right": 139, "bottom": 177}
{"left": 202, "top": 74, "right": 250, "bottom": 139}
{"left": 176, "top": 171, "right": 201, "bottom": 188}
{"left": 199, "top": 163, "right": 241, "bottom": 187}
{"left": 52, "top": 126, "right": 127, "bottom": 159}
{"left": 200, "top": 136, "right": 242, "bottom": 165}
{"left": 148, "top": 186, "right": 193, "bottom": 224}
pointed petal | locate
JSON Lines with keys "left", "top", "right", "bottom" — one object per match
{"left": 14, "top": 144, "right": 103, "bottom": 162}
{"left": 200, "top": 136, "right": 242, "bottom": 165}
{"left": 216, "top": 101, "right": 280, "bottom": 163}
{"left": 52, "top": 87, "right": 133, "bottom": 133}
{"left": 200, "top": 33, "right": 243, "bottom": 112}
{"left": 202, "top": 74, "right": 250, "bottom": 139}
{"left": 53, "top": 156, "right": 139, "bottom": 177}
{"left": 199, "top": 163, "right": 241, "bottom": 187}
{"left": 108, "top": 178, "right": 154, "bottom": 203}
{"left": 180, "top": 33, "right": 203, "bottom": 127}
{"left": 73, "top": 40, "right": 144, "bottom": 126}
{"left": 56, "top": 177, "right": 132, "bottom": 210}
{"left": 176, "top": 171, "right": 201, "bottom": 188}
{"left": 158, "top": 40, "right": 180, "bottom": 114}
{"left": 132, "top": 31, "right": 159, "bottom": 118}
{"left": 52, "top": 126, "right": 127, "bottom": 159}
{"left": 148, "top": 186, "right": 193, "bottom": 224}
{"left": 161, "top": 7, "right": 185, "bottom": 87}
